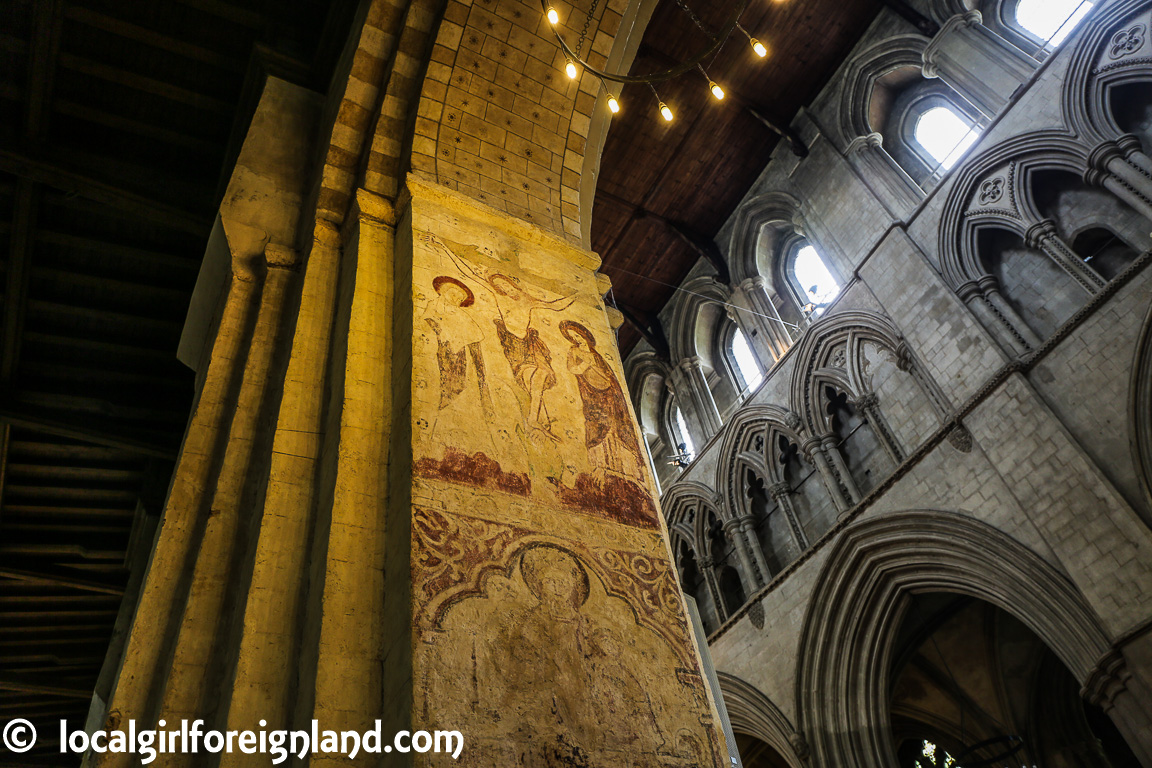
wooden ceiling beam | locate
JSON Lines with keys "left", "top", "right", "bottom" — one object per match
{"left": 0, "top": 149, "right": 209, "bottom": 234}
{"left": 25, "top": 0, "right": 66, "bottom": 140}
{"left": 0, "top": 671, "right": 94, "bottom": 698}
{"left": 57, "top": 52, "right": 232, "bottom": 114}
{"left": 54, "top": 99, "right": 220, "bottom": 154}
{"left": 36, "top": 231, "right": 200, "bottom": 268}
{"left": 64, "top": 6, "right": 248, "bottom": 71}
{"left": 0, "top": 400, "right": 178, "bottom": 460}
{"left": 0, "top": 561, "right": 125, "bottom": 596}
{"left": 615, "top": 304, "right": 671, "bottom": 360}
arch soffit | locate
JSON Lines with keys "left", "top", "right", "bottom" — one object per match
{"left": 726, "top": 192, "right": 806, "bottom": 285}
{"left": 788, "top": 309, "right": 905, "bottom": 436}
{"left": 929, "top": 0, "right": 976, "bottom": 24}
{"left": 716, "top": 672, "right": 805, "bottom": 768}
{"left": 669, "top": 276, "right": 734, "bottom": 364}
{"left": 717, "top": 405, "right": 807, "bottom": 518}
{"left": 626, "top": 351, "right": 674, "bottom": 415}
{"left": 835, "top": 35, "right": 931, "bottom": 148}
{"left": 1063, "top": 0, "right": 1152, "bottom": 142}
{"left": 793, "top": 509, "right": 1112, "bottom": 767}
{"left": 937, "top": 131, "right": 1093, "bottom": 287}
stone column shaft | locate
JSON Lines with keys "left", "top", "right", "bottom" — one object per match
{"left": 1025, "top": 219, "right": 1105, "bottom": 294}
{"left": 723, "top": 518, "right": 762, "bottom": 591}
{"left": 846, "top": 134, "right": 923, "bottom": 220}
{"left": 856, "top": 392, "right": 905, "bottom": 465}
{"left": 738, "top": 514, "right": 772, "bottom": 585}
{"left": 730, "top": 276, "right": 792, "bottom": 363}
{"left": 803, "top": 438, "right": 852, "bottom": 513}
{"left": 822, "top": 434, "right": 862, "bottom": 506}
{"left": 922, "top": 11, "right": 1037, "bottom": 119}
{"left": 677, "top": 355, "right": 724, "bottom": 439}
{"left": 768, "top": 483, "right": 809, "bottom": 553}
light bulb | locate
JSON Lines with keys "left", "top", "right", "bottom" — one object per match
{"left": 546, "top": 6, "right": 559, "bottom": 24}
{"left": 709, "top": 81, "right": 725, "bottom": 100}
{"left": 607, "top": 95, "right": 620, "bottom": 113}
{"left": 659, "top": 102, "right": 673, "bottom": 122}
{"left": 751, "top": 38, "right": 767, "bottom": 57}
{"left": 565, "top": 60, "right": 578, "bottom": 79}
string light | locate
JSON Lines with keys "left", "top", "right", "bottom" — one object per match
{"left": 649, "top": 84, "right": 673, "bottom": 122}
{"left": 737, "top": 23, "right": 768, "bottom": 57}
{"left": 698, "top": 65, "right": 724, "bottom": 100}
{"left": 539, "top": 0, "right": 777, "bottom": 128}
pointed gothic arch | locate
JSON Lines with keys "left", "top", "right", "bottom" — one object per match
{"left": 717, "top": 672, "right": 805, "bottom": 768}
{"left": 794, "top": 509, "right": 1114, "bottom": 768}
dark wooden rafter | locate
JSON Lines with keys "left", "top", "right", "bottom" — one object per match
{"left": 0, "top": 150, "right": 210, "bottom": 234}
{"left": 0, "top": 400, "right": 179, "bottom": 461}
{"left": 880, "top": 0, "right": 941, "bottom": 37}
{"left": 0, "top": 561, "right": 126, "bottom": 596}
{"left": 599, "top": 190, "right": 731, "bottom": 283}
{"left": 616, "top": 303, "right": 672, "bottom": 360}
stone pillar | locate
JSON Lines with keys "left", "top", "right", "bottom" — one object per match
{"left": 674, "top": 355, "right": 724, "bottom": 439}
{"left": 1025, "top": 219, "right": 1105, "bottom": 294}
{"left": 958, "top": 277, "right": 1041, "bottom": 355}
{"left": 723, "top": 517, "right": 763, "bottom": 591}
{"left": 822, "top": 434, "right": 862, "bottom": 506}
{"left": 766, "top": 482, "right": 809, "bottom": 553}
{"left": 401, "top": 178, "right": 729, "bottom": 764}
{"left": 922, "top": 11, "right": 1038, "bottom": 119}
{"left": 728, "top": 275, "right": 793, "bottom": 363}
{"left": 697, "top": 556, "right": 728, "bottom": 622}
{"left": 846, "top": 133, "right": 923, "bottom": 220}
{"left": 855, "top": 392, "right": 905, "bottom": 465}
{"left": 1085, "top": 654, "right": 1152, "bottom": 767}
{"left": 738, "top": 514, "right": 773, "bottom": 584}
{"left": 802, "top": 436, "right": 853, "bottom": 513}
{"left": 1087, "top": 137, "right": 1152, "bottom": 227}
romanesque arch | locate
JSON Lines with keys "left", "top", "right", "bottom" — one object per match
{"left": 725, "top": 192, "right": 807, "bottom": 286}
{"left": 833, "top": 35, "right": 931, "bottom": 148}
{"left": 794, "top": 509, "right": 1113, "bottom": 768}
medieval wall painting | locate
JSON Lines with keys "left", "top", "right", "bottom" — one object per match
{"left": 411, "top": 231, "right": 657, "bottom": 527}
{"left": 414, "top": 506, "right": 723, "bottom": 767}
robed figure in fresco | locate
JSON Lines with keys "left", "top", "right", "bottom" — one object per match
{"left": 423, "top": 235, "right": 575, "bottom": 443}
{"left": 559, "top": 320, "right": 645, "bottom": 482}
{"left": 425, "top": 276, "right": 494, "bottom": 441}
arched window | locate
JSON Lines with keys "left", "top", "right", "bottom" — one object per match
{"left": 729, "top": 327, "right": 763, "bottom": 392}
{"left": 1013, "top": 0, "right": 1092, "bottom": 49}
{"left": 913, "top": 105, "right": 980, "bottom": 171}
{"left": 787, "top": 244, "right": 841, "bottom": 318}
{"left": 671, "top": 405, "right": 695, "bottom": 466}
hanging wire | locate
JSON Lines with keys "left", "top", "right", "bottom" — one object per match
{"left": 602, "top": 264, "right": 801, "bottom": 330}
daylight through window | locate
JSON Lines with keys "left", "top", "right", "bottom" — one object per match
{"left": 793, "top": 245, "right": 840, "bottom": 316}
{"left": 731, "top": 328, "right": 763, "bottom": 391}
{"left": 914, "top": 106, "right": 979, "bottom": 170}
{"left": 1016, "top": 0, "right": 1093, "bottom": 47}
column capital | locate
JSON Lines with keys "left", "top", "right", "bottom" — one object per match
{"left": 1024, "top": 219, "right": 1059, "bottom": 249}
{"left": 846, "top": 133, "right": 884, "bottom": 155}
{"left": 855, "top": 392, "right": 880, "bottom": 410}
{"left": 679, "top": 355, "right": 705, "bottom": 373}
{"left": 697, "top": 556, "right": 715, "bottom": 569}
{"left": 767, "top": 482, "right": 791, "bottom": 500}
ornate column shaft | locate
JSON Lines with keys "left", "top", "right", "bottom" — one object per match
{"left": 802, "top": 436, "right": 852, "bottom": 513}
{"left": 698, "top": 556, "right": 729, "bottom": 622}
{"left": 855, "top": 392, "right": 905, "bottom": 465}
{"left": 821, "top": 434, "right": 862, "bottom": 506}
{"left": 676, "top": 355, "right": 724, "bottom": 438}
{"left": 1088, "top": 137, "right": 1152, "bottom": 227}
{"left": 738, "top": 514, "right": 772, "bottom": 584}
{"left": 767, "top": 482, "right": 809, "bottom": 553}
{"left": 846, "top": 134, "right": 923, "bottom": 220}
{"left": 729, "top": 275, "right": 792, "bottom": 362}
{"left": 722, "top": 518, "right": 762, "bottom": 592}
{"left": 922, "top": 11, "right": 1037, "bottom": 119}
{"left": 1085, "top": 655, "right": 1152, "bottom": 766}
{"left": 958, "top": 277, "right": 1040, "bottom": 354}
{"left": 1025, "top": 219, "right": 1105, "bottom": 294}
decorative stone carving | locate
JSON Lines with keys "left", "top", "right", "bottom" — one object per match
{"left": 978, "top": 176, "right": 1005, "bottom": 205}
{"left": 1109, "top": 25, "right": 1146, "bottom": 59}
{"left": 747, "top": 600, "right": 765, "bottom": 630}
